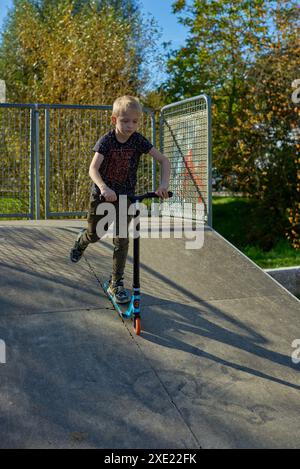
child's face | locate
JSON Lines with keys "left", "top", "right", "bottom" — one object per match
{"left": 112, "top": 110, "right": 140, "bottom": 138}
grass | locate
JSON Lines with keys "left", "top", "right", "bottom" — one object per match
{"left": 212, "top": 196, "right": 300, "bottom": 269}
{"left": 0, "top": 197, "right": 24, "bottom": 213}
{"left": 0, "top": 197, "right": 30, "bottom": 220}
{"left": 212, "top": 196, "right": 255, "bottom": 249}
{"left": 243, "top": 241, "right": 300, "bottom": 269}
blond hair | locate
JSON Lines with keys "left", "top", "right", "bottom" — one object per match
{"left": 112, "top": 95, "right": 143, "bottom": 117}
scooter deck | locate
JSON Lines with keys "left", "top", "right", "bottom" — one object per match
{"left": 102, "top": 281, "right": 133, "bottom": 318}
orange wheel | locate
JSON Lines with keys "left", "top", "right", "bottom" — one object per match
{"left": 134, "top": 317, "right": 141, "bottom": 335}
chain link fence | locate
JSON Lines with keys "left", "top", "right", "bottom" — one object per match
{"left": 0, "top": 95, "right": 212, "bottom": 223}
{"left": 160, "top": 95, "right": 212, "bottom": 224}
{"left": 0, "top": 104, "right": 34, "bottom": 218}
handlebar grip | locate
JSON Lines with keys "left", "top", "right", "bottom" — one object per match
{"left": 145, "top": 191, "right": 173, "bottom": 199}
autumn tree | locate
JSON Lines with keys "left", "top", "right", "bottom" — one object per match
{"left": 0, "top": 0, "right": 162, "bottom": 216}
{"left": 165, "top": 0, "right": 299, "bottom": 249}
{"left": 0, "top": 0, "right": 161, "bottom": 103}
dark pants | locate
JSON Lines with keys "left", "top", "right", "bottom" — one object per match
{"left": 78, "top": 195, "right": 132, "bottom": 283}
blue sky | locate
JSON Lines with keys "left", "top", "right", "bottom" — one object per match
{"left": 0, "top": 0, "right": 189, "bottom": 48}
{"left": 0, "top": 0, "right": 13, "bottom": 31}
{"left": 139, "top": 0, "right": 188, "bottom": 49}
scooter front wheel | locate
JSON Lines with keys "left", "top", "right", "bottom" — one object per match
{"left": 134, "top": 317, "right": 141, "bottom": 335}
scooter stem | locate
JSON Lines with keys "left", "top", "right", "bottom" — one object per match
{"left": 133, "top": 200, "right": 140, "bottom": 290}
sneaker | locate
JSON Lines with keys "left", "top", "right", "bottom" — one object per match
{"left": 107, "top": 278, "right": 131, "bottom": 304}
{"left": 70, "top": 229, "right": 86, "bottom": 263}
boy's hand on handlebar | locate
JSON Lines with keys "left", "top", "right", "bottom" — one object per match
{"left": 100, "top": 186, "right": 117, "bottom": 202}
{"left": 155, "top": 186, "right": 169, "bottom": 199}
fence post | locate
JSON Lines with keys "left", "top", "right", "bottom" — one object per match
{"left": 44, "top": 109, "right": 50, "bottom": 219}
{"left": 159, "top": 111, "right": 163, "bottom": 187}
{"left": 206, "top": 95, "right": 213, "bottom": 227}
{"left": 33, "top": 104, "right": 40, "bottom": 220}
{"left": 151, "top": 111, "right": 157, "bottom": 192}
{"left": 30, "top": 108, "right": 35, "bottom": 219}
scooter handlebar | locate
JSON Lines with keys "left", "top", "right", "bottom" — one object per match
{"left": 99, "top": 191, "right": 173, "bottom": 203}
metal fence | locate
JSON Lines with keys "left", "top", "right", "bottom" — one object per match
{"left": 0, "top": 104, "right": 35, "bottom": 219}
{"left": 44, "top": 104, "right": 156, "bottom": 218}
{"left": 0, "top": 103, "right": 155, "bottom": 219}
{"left": 0, "top": 95, "right": 212, "bottom": 224}
{"left": 160, "top": 95, "right": 212, "bottom": 225}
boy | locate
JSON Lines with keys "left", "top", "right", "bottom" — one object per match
{"left": 70, "top": 95, "right": 171, "bottom": 304}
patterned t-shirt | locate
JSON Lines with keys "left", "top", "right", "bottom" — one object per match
{"left": 92, "top": 130, "right": 153, "bottom": 196}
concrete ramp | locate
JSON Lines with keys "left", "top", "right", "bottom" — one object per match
{"left": 0, "top": 220, "right": 299, "bottom": 448}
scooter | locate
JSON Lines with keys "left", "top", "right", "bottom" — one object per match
{"left": 102, "top": 191, "right": 173, "bottom": 335}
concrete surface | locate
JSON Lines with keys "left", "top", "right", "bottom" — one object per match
{"left": 0, "top": 220, "right": 299, "bottom": 448}
{"left": 265, "top": 266, "right": 300, "bottom": 298}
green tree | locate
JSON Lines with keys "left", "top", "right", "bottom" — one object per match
{"left": 165, "top": 0, "right": 299, "bottom": 249}
{"left": 241, "top": 5, "right": 300, "bottom": 249}
{"left": 165, "top": 0, "right": 271, "bottom": 174}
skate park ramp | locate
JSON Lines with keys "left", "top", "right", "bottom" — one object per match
{"left": 0, "top": 219, "right": 299, "bottom": 449}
